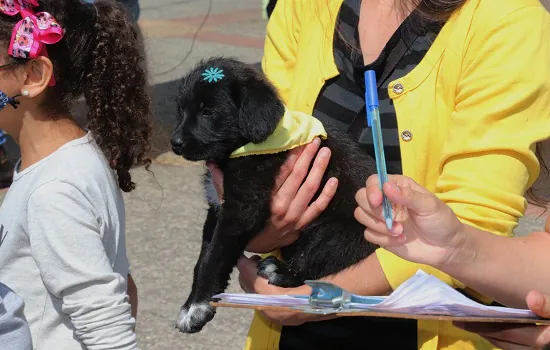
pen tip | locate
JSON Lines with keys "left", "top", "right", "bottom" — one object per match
{"left": 386, "top": 218, "right": 393, "bottom": 231}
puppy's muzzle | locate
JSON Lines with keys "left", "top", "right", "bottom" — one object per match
{"left": 171, "top": 135, "right": 186, "bottom": 155}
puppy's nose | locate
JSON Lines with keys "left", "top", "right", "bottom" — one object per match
{"left": 171, "top": 136, "right": 185, "bottom": 150}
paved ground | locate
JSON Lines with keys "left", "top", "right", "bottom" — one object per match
{"left": 2, "top": 1, "right": 549, "bottom": 350}
{"left": 130, "top": 1, "right": 550, "bottom": 348}
{"left": 127, "top": 1, "right": 266, "bottom": 349}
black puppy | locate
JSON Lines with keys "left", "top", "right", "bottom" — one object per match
{"left": 171, "top": 57, "right": 378, "bottom": 333}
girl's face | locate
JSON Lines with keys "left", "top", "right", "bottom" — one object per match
{"left": 0, "top": 51, "right": 26, "bottom": 134}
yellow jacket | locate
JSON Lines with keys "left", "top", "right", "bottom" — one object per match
{"left": 245, "top": 0, "right": 550, "bottom": 349}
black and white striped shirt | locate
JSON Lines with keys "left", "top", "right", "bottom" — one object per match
{"left": 312, "top": 0, "right": 441, "bottom": 174}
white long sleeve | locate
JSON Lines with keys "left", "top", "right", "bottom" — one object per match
{"left": 0, "top": 133, "right": 136, "bottom": 350}
{"left": 0, "top": 282, "right": 32, "bottom": 350}
{"left": 28, "top": 182, "right": 137, "bottom": 350}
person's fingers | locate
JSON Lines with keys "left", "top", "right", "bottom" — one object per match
{"left": 455, "top": 322, "right": 550, "bottom": 349}
{"left": 387, "top": 174, "right": 430, "bottom": 193}
{"left": 365, "top": 174, "right": 380, "bottom": 188}
{"left": 355, "top": 187, "right": 384, "bottom": 221}
{"left": 354, "top": 206, "right": 401, "bottom": 236}
{"left": 453, "top": 322, "right": 529, "bottom": 334}
{"left": 273, "top": 146, "right": 305, "bottom": 191}
{"left": 238, "top": 275, "right": 248, "bottom": 293}
{"left": 237, "top": 254, "right": 260, "bottom": 272}
{"left": 286, "top": 147, "right": 332, "bottom": 218}
{"left": 363, "top": 227, "right": 406, "bottom": 247}
{"left": 296, "top": 177, "right": 338, "bottom": 229}
{"left": 271, "top": 138, "right": 322, "bottom": 219}
{"left": 480, "top": 326, "right": 547, "bottom": 347}
{"left": 527, "top": 291, "right": 550, "bottom": 318}
{"left": 482, "top": 337, "right": 531, "bottom": 350}
{"left": 539, "top": 327, "right": 550, "bottom": 349}
{"left": 365, "top": 183, "right": 384, "bottom": 208}
{"left": 383, "top": 182, "right": 439, "bottom": 216}
{"left": 237, "top": 255, "right": 261, "bottom": 293}
{"left": 259, "top": 310, "right": 336, "bottom": 327}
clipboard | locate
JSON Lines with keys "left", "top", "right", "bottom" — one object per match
{"left": 211, "top": 302, "right": 550, "bottom": 325}
{"left": 210, "top": 272, "right": 550, "bottom": 325}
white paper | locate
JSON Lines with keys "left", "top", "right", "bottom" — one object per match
{"left": 214, "top": 293, "right": 309, "bottom": 307}
{"left": 214, "top": 270, "right": 537, "bottom": 319}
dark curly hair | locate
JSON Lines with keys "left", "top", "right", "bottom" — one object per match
{"left": 0, "top": 0, "right": 152, "bottom": 192}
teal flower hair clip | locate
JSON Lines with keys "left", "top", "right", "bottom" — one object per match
{"left": 202, "top": 67, "right": 225, "bottom": 83}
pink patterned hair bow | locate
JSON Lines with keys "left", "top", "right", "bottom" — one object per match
{"left": 0, "top": 0, "right": 64, "bottom": 86}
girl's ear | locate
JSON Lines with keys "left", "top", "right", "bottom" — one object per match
{"left": 20, "top": 56, "right": 53, "bottom": 98}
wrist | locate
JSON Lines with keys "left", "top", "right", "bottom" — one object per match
{"left": 437, "top": 222, "right": 479, "bottom": 272}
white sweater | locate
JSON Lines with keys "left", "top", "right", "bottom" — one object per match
{"left": 0, "top": 133, "right": 137, "bottom": 350}
{"left": 0, "top": 282, "right": 32, "bottom": 350}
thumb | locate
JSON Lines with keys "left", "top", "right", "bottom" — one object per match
{"left": 526, "top": 290, "right": 550, "bottom": 318}
{"left": 237, "top": 254, "right": 260, "bottom": 273}
{"left": 383, "top": 182, "right": 439, "bottom": 216}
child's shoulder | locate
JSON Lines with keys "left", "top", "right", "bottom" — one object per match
{"left": 50, "top": 133, "right": 112, "bottom": 175}
{"left": 19, "top": 133, "right": 120, "bottom": 200}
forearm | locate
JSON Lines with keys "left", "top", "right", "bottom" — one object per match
{"left": 275, "top": 254, "right": 391, "bottom": 298}
{"left": 63, "top": 292, "right": 137, "bottom": 349}
{"left": 322, "top": 254, "right": 392, "bottom": 296}
{"left": 440, "top": 225, "right": 550, "bottom": 308}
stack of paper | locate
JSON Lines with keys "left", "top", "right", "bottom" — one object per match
{"left": 214, "top": 270, "right": 537, "bottom": 319}
{"left": 369, "top": 270, "right": 535, "bottom": 318}
{"left": 212, "top": 293, "right": 309, "bottom": 307}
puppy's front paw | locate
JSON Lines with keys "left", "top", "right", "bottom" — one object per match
{"left": 257, "top": 256, "right": 303, "bottom": 288}
{"left": 175, "top": 302, "right": 216, "bottom": 333}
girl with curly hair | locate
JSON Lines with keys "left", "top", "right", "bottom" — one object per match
{"left": 0, "top": 0, "right": 151, "bottom": 348}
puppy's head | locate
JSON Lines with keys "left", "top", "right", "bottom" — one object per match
{"left": 171, "top": 57, "right": 284, "bottom": 162}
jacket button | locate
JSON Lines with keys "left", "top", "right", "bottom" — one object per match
{"left": 393, "top": 83, "right": 404, "bottom": 94}
{"left": 401, "top": 130, "right": 413, "bottom": 141}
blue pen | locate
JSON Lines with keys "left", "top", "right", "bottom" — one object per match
{"left": 364, "top": 70, "right": 393, "bottom": 230}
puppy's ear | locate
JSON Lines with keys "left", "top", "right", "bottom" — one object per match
{"left": 237, "top": 79, "right": 284, "bottom": 144}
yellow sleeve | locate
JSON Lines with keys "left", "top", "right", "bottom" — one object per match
{"left": 261, "top": 0, "right": 303, "bottom": 103}
{"left": 378, "top": 5, "right": 550, "bottom": 291}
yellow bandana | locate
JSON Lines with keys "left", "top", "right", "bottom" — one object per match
{"left": 230, "top": 107, "right": 328, "bottom": 158}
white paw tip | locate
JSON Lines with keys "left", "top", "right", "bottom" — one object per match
{"left": 176, "top": 303, "right": 213, "bottom": 333}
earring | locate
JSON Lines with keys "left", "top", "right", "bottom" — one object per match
{"left": 22, "top": 90, "right": 29, "bottom": 97}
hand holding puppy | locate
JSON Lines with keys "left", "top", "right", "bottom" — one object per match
{"left": 208, "top": 137, "right": 339, "bottom": 254}
{"left": 354, "top": 174, "right": 465, "bottom": 268}
{"left": 237, "top": 255, "right": 336, "bottom": 326}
